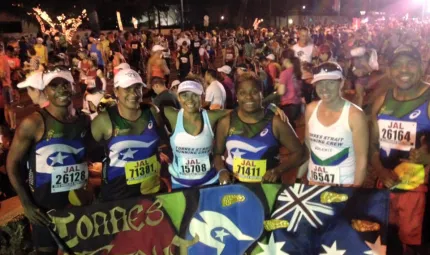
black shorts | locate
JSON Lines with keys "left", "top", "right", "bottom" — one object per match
{"left": 31, "top": 224, "right": 58, "bottom": 249}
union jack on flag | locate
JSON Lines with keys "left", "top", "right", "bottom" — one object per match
{"left": 268, "top": 184, "right": 389, "bottom": 255}
{"left": 271, "top": 184, "right": 336, "bottom": 232}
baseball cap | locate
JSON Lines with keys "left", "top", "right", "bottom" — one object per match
{"left": 152, "top": 45, "right": 165, "bottom": 52}
{"left": 389, "top": 45, "right": 421, "bottom": 64}
{"left": 114, "top": 69, "right": 146, "bottom": 88}
{"left": 42, "top": 67, "right": 74, "bottom": 86}
{"left": 177, "top": 80, "right": 204, "bottom": 95}
{"left": 114, "top": 63, "right": 131, "bottom": 71}
{"left": 311, "top": 62, "right": 344, "bottom": 84}
{"left": 217, "top": 65, "right": 232, "bottom": 75}
{"left": 17, "top": 71, "right": 44, "bottom": 90}
{"left": 170, "top": 80, "right": 180, "bottom": 89}
{"left": 266, "top": 54, "right": 275, "bottom": 61}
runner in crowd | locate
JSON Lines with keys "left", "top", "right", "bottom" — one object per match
{"left": 223, "top": 38, "right": 239, "bottom": 67}
{"left": 370, "top": 45, "right": 430, "bottom": 254}
{"left": 300, "top": 62, "right": 368, "bottom": 186}
{"left": 7, "top": 67, "right": 91, "bottom": 254}
{"left": 203, "top": 69, "right": 226, "bottom": 110}
{"left": 176, "top": 41, "right": 193, "bottom": 81}
{"left": 278, "top": 49, "right": 303, "bottom": 129}
{"left": 214, "top": 73, "right": 306, "bottom": 184}
{"left": 147, "top": 45, "right": 170, "bottom": 89}
{"left": 91, "top": 68, "right": 169, "bottom": 201}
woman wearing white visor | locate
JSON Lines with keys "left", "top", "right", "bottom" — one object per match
{"left": 300, "top": 62, "right": 368, "bottom": 187}
{"left": 165, "top": 79, "right": 287, "bottom": 189}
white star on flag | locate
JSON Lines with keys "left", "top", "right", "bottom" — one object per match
{"left": 257, "top": 233, "right": 289, "bottom": 255}
{"left": 364, "top": 236, "right": 386, "bottom": 255}
{"left": 121, "top": 148, "right": 138, "bottom": 160}
{"left": 214, "top": 229, "right": 230, "bottom": 242}
{"left": 231, "top": 148, "right": 246, "bottom": 158}
{"left": 49, "top": 152, "right": 68, "bottom": 165}
{"left": 271, "top": 184, "right": 334, "bottom": 232}
{"left": 320, "top": 241, "right": 346, "bottom": 255}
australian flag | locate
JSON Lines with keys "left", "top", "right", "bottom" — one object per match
{"left": 266, "top": 184, "right": 389, "bottom": 254}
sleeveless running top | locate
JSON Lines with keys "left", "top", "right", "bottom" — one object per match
{"left": 225, "top": 47, "right": 236, "bottom": 62}
{"left": 90, "top": 43, "right": 105, "bottom": 66}
{"left": 29, "top": 109, "right": 89, "bottom": 210}
{"left": 307, "top": 100, "right": 355, "bottom": 185}
{"left": 169, "top": 109, "right": 218, "bottom": 188}
{"left": 178, "top": 50, "right": 192, "bottom": 71}
{"left": 151, "top": 64, "right": 164, "bottom": 78}
{"left": 378, "top": 88, "right": 430, "bottom": 170}
{"left": 101, "top": 105, "right": 161, "bottom": 201}
{"left": 225, "top": 111, "right": 280, "bottom": 183}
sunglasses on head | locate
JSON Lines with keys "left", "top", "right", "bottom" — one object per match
{"left": 312, "top": 62, "right": 343, "bottom": 75}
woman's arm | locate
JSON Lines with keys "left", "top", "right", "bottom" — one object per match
{"left": 213, "top": 115, "right": 232, "bottom": 184}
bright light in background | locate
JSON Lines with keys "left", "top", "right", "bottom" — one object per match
{"left": 302, "top": 5, "right": 306, "bottom": 9}
{"left": 288, "top": 18, "right": 293, "bottom": 24}
{"left": 221, "top": 16, "right": 224, "bottom": 20}
{"left": 360, "top": 11, "right": 366, "bottom": 15}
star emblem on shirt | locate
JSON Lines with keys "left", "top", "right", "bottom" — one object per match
{"left": 120, "top": 148, "right": 138, "bottom": 160}
{"left": 49, "top": 152, "right": 68, "bottom": 166}
{"left": 231, "top": 148, "right": 246, "bottom": 158}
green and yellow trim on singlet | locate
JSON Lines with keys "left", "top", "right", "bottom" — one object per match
{"left": 310, "top": 147, "right": 350, "bottom": 166}
{"left": 379, "top": 89, "right": 430, "bottom": 118}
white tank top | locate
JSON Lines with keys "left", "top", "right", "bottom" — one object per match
{"left": 169, "top": 109, "right": 218, "bottom": 188}
{"left": 307, "top": 100, "right": 355, "bottom": 185}
{"left": 292, "top": 44, "right": 314, "bottom": 63}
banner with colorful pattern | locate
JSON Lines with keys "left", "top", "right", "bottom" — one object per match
{"left": 48, "top": 184, "right": 389, "bottom": 254}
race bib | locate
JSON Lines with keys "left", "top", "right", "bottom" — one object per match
{"left": 132, "top": 44, "right": 138, "bottom": 49}
{"left": 179, "top": 157, "right": 211, "bottom": 177}
{"left": 194, "top": 42, "right": 200, "bottom": 48}
{"left": 233, "top": 158, "right": 266, "bottom": 183}
{"left": 181, "top": 57, "right": 188, "bottom": 63}
{"left": 308, "top": 162, "right": 340, "bottom": 184}
{"left": 125, "top": 155, "right": 160, "bottom": 185}
{"left": 378, "top": 119, "right": 417, "bottom": 152}
{"left": 51, "top": 163, "right": 88, "bottom": 193}
{"left": 226, "top": 53, "right": 233, "bottom": 60}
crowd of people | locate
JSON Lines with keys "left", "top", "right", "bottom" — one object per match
{"left": 0, "top": 16, "right": 430, "bottom": 254}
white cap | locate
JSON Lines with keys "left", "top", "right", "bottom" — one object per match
{"left": 114, "top": 63, "right": 131, "bottom": 71}
{"left": 266, "top": 54, "right": 275, "bottom": 61}
{"left": 37, "top": 37, "right": 43, "bottom": 43}
{"left": 217, "top": 65, "right": 232, "bottom": 75}
{"left": 43, "top": 70, "right": 74, "bottom": 86}
{"left": 152, "top": 45, "right": 165, "bottom": 52}
{"left": 114, "top": 69, "right": 146, "bottom": 88}
{"left": 17, "top": 72, "right": 44, "bottom": 90}
{"left": 170, "top": 80, "right": 180, "bottom": 88}
{"left": 311, "top": 62, "right": 344, "bottom": 84}
{"left": 177, "top": 80, "right": 204, "bottom": 95}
